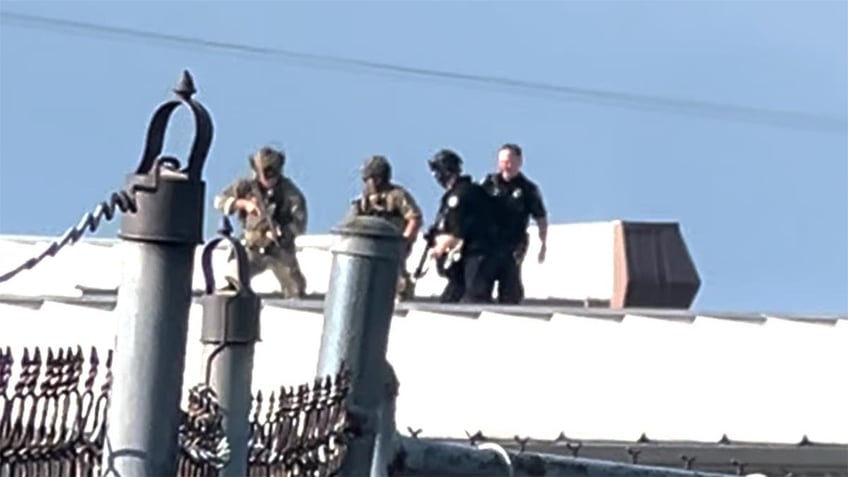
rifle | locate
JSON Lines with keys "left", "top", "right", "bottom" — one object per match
{"left": 412, "top": 225, "right": 463, "bottom": 280}
{"left": 250, "top": 181, "right": 286, "bottom": 250}
{"left": 412, "top": 226, "right": 437, "bottom": 279}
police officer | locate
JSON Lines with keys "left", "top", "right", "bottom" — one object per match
{"left": 427, "top": 149, "right": 499, "bottom": 303}
{"left": 347, "top": 155, "right": 423, "bottom": 301}
{"left": 213, "top": 146, "right": 309, "bottom": 298}
{"left": 481, "top": 143, "right": 549, "bottom": 303}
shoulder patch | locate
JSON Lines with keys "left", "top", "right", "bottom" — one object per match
{"left": 447, "top": 194, "right": 459, "bottom": 208}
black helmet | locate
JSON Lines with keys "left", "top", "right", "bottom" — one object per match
{"left": 361, "top": 155, "right": 392, "bottom": 182}
{"left": 428, "top": 149, "right": 463, "bottom": 174}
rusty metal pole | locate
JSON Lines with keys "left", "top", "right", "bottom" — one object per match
{"left": 198, "top": 218, "right": 261, "bottom": 477}
{"left": 101, "top": 70, "right": 213, "bottom": 477}
{"left": 315, "top": 215, "right": 404, "bottom": 477}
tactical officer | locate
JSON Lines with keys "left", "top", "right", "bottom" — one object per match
{"left": 213, "top": 146, "right": 309, "bottom": 298}
{"left": 481, "top": 143, "right": 549, "bottom": 303}
{"left": 347, "top": 155, "right": 423, "bottom": 301}
{"left": 426, "top": 149, "right": 500, "bottom": 303}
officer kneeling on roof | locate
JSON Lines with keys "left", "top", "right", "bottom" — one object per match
{"left": 213, "top": 146, "right": 308, "bottom": 298}
{"left": 427, "top": 149, "right": 500, "bottom": 303}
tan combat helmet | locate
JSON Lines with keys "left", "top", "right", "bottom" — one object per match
{"left": 251, "top": 146, "right": 285, "bottom": 178}
{"left": 361, "top": 155, "right": 392, "bottom": 183}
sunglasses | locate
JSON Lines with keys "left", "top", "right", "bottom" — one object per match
{"left": 261, "top": 167, "right": 279, "bottom": 179}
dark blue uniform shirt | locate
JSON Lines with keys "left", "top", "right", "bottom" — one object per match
{"left": 480, "top": 172, "right": 547, "bottom": 248}
{"left": 437, "top": 175, "right": 499, "bottom": 255}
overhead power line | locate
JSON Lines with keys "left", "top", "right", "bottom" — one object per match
{"left": 1, "top": 10, "right": 845, "bottom": 133}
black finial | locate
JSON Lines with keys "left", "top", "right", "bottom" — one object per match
{"left": 174, "top": 69, "right": 197, "bottom": 99}
{"left": 218, "top": 216, "right": 233, "bottom": 237}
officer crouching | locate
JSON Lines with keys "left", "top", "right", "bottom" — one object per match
{"left": 347, "top": 155, "right": 423, "bottom": 301}
{"left": 426, "top": 149, "right": 500, "bottom": 303}
{"left": 213, "top": 146, "right": 309, "bottom": 298}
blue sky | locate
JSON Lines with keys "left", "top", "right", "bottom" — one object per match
{"left": 0, "top": 0, "right": 845, "bottom": 314}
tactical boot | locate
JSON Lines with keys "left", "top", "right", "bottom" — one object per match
{"left": 396, "top": 278, "right": 415, "bottom": 302}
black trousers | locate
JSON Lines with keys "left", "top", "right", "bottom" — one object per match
{"left": 490, "top": 246, "right": 524, "bottom": 304}
{"left": 438, "top": 252, "right": 497, "bottom": 304}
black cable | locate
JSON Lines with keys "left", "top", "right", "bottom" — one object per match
{"left": 1, "top": 10, "right": 845, "bottom": 133}
{"left": 0, "top": 158, "right": 175, "bottom": 284}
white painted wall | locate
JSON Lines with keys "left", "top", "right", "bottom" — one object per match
{"left": 2, "top": 302, "right": 845, "bottom": 445}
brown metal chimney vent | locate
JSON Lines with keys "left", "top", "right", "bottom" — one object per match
{"left": 611, "top": 221, "right": 701, "bottom": 309}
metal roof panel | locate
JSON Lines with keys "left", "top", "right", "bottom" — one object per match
{"left": 1, "top": 302, "right": 846, "bottom": 445}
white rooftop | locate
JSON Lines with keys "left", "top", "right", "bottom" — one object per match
{"left": 0, "top": 221, "right": 617, "bottom": 302}
{"left": 1, "top": 221, "right": 846, "bottom": 449}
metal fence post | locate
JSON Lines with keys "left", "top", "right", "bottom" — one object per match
{"left": 198, "top": 218, "right": 261, "bottom": 477}
{"left": 371, "top": 362, "right": 400, "bottom": 477}
{"left": 101, "top": 70, "right": 213, "bottom": 477}
{"left": 315, "top": 215, "right": 404, "bottom": 477}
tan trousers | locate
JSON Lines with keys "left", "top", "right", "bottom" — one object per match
{"left": 395, "top": 245, "right": 416, "bottom": 301}
{"left": 396, "top": 267, "right": 415, "bottom": 301}
{"left": 228, "top": 245, "right": 307, "bottom": 298}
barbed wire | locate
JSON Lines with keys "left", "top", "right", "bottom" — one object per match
{"left": 0, "top": 346, "right": 354, "bottom": 477}
{"left": 405, "top": 428, "right": 845, "bottom": 476}
{"left": 179, "top": 384, "right": 232, "bottom": 470}
{"left": 0, "top": 157, "right": 179, "bottom": 284}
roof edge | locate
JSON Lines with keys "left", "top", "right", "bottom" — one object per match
{"left": 1, "top": 291, "right": 845, "bottom": 320}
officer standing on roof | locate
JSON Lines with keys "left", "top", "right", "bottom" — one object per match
{"left": 427, "top": 149, "right": 499, "bottom": 303}
{"left": 481, "top": 143, "right": 549, "bottom": 303}
{"left": 213, "top": 145, "right": 309, "bottom": 298}
{"left": 347, "top": 155, "right": 423, "bottom": 301}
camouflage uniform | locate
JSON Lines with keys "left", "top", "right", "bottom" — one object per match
{"left": 347, "top": 155, "right": 422, "bottom": 301}
{"left": 214, "top": 146, "right": 308, "bottom": 298}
